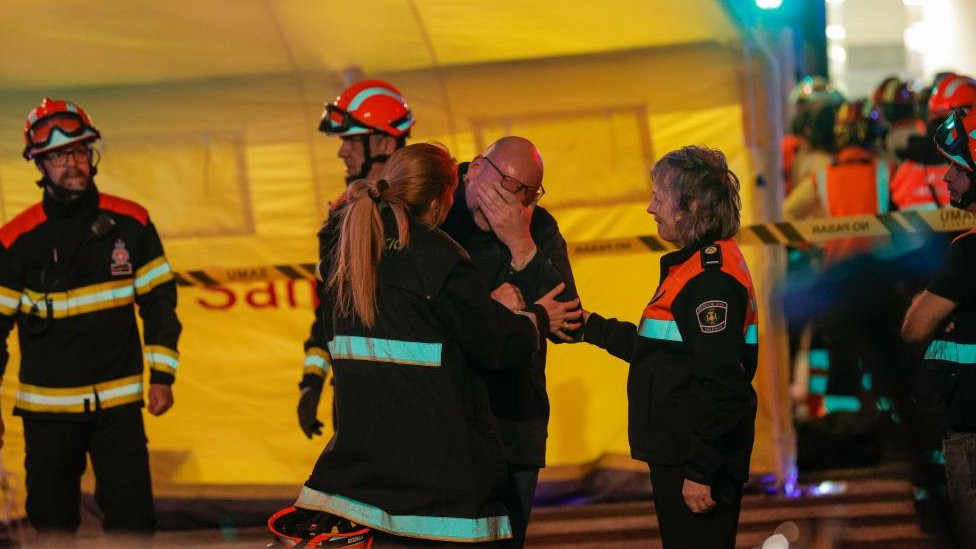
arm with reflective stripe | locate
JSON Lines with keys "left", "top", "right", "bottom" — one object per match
{"left": 673, "top": 271, "right": 754, "bottom": 487}
{"left": 0, "top": 242, "right": 22, "bottom": 376}
{"left": 301, "top": 279, "right": 334, "bottom": 391}
{"left": 135, "top": 221, "right": 181, "bottom": 385}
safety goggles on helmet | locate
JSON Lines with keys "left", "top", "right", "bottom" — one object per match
{"left": 24, "top": 113, "right": 99, "bottom": 159}
{"left": 319, "top": 104, "right": 413, "bottom": 138}
{"left": 934, "top": 108, "right": 976, "bottom": 172}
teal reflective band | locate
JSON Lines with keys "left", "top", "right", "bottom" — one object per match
{"left": 809, "top": 349, "right": 830, "bottom": 369}
{"left": 134, "top": 263, "right": 172, "bottom": 291}
{"left": 296, "top": 487, "right": 512, "bottom": 542}
{"left": 924, "top": 340, "right": 976, "bottom": 364}
{"left": 329, "top": 335, "right": 442, "bottom": 367}
{"left": 876, "top": 159, "right": 890, "bottom": 214}
{"left": 638, "top": 318, "right": 682, "bottom": 342}
{"left": 348, "top": 88, "right": 404, "bottom": 111}
{"left": 304, "top": 354, "right": 329, "bottom": 371}
{"left": 809, "top": 373, "right": 828, "bottom": 395}
{"left": 744, "top": 324, "right": 759, "bottom": 344}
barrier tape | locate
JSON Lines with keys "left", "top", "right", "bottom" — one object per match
{"left": 173, "top": 209, "right": 976, "bottom": 286}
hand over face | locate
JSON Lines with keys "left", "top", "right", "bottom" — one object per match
{"left": 476, "top": 184, "right": 534, "bottom": 256}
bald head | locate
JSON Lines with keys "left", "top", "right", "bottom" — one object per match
{"left": 483, "top": 136, "right": 544, "bottom": 188}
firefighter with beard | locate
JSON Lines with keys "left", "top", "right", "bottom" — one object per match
{"left": 0, "top": 98, "right": 181, "bottom": 537}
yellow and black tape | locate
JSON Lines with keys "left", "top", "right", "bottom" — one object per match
{"left": 173, "top": 263, "right": 317, "bottom": 287}
{"left": 173, "top": 209, "right": 976, "bottom": 286}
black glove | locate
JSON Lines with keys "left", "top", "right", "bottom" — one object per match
{"left": 297, "top": 385, "right": 324, "bottom": 439}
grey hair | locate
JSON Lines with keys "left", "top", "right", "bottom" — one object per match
{"left": 651, "top": 146, "right": 742, "bottom": 247}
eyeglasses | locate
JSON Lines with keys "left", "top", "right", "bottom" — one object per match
{"left": 43, "top": 145, "right": 92, "bottom": 167}
{"left": 481, "top": 155, "right": 545, "bottom": 202}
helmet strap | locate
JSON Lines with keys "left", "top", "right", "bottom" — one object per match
{"left": 345, "top": 134, "right": 393, "bottom": 184}
{"left": 952, "top": 171, "right": 976, "bottom": 210}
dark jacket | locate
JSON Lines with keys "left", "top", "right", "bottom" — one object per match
{"left": 0, "top": 184, "right": 181, "bottom": 419}
{"left": 920, "top": 228, "right": 976, "bottom": 434}
{"left": 300, "top": 208, "right": 540, "bottom": 543}
{"left": 583, "top": 239, "right": 758, "bottom": 487}
{"left": 439, "top": 162, "right": 580, "bottom": 467}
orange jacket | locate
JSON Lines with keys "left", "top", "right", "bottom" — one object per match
{"left": 813, "top": 147, "right": 891, "bottom": 265}
{"left": 890, "top": 160, "right": 949, "bottom": 211}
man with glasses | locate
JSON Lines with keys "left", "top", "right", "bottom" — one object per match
{"left": 0, "top": 98, "right": 181, "bottom": 538}
{"left": 298, "top": 80, "right": 415, "bottom": 440}
{"left": 441, "top": 136, "right": 583, "bottom": 547}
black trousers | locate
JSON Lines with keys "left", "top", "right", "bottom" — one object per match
{"left": 505, "top": 464, "right": 539, "bottom": 549}
{"left": 650, "top": 465, "right": 743, "bottom": 549}
{"left": 22, "top": 406, "right": 155, "bottom": 534}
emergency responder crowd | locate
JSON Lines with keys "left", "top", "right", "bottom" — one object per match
{"left": 0, "top": 70, "right": 973, "bottom": 549}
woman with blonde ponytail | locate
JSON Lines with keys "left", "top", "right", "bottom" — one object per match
{"left": 272, "top": 143, "right": 546, "bottom": 548}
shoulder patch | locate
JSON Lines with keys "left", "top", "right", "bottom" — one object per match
{"left": 0, "top": 202, "right": 46, "bottom": 248}
{"left": 99, "top": 194, "right": 149, "bottom": 226}
{"left": 700, "top": 244, "right": 723, "bottom": 269}
{"left": 696, "top": 300, "right": 728, "bottom": 333}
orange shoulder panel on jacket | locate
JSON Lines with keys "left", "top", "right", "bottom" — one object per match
{"left": 0, "top": 203, "right": 46, "bottom": 248}
{"left": 99, "top": 194, "right": 148, "bottom": 226}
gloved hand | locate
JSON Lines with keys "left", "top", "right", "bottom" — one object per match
{"left": 297, "top": 385, "right": 324, "bottom": 439}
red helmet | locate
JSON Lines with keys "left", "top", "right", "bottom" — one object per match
{"left": 873, "top": 77, "right": 915, "bottom": 106}
{"left": 927, "top": 74, "right": 976, "bottom": 122}
{"left": 319, "top": 80, "right": 415, "bottom": 138}
{"left": 23, "top": 98, "right": 100, "bottom": 160}
{"left": 834, "top": 99, "right": 883, "bottom": 148}
{"left": 934, "top": 108, "right": 976, "bottom": 173}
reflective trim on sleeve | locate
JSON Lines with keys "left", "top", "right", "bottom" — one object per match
{"left": 925, "top": 340, "right": 976, "bottom": 365}
{"left": 637, "top": 318, "right": 683, "bottom": 342}
{"left": 744, "top": 324, "right": 759, "bottom": 345}
{"left": 303, "top": 347, "right": 332, "bottom": 377}
{"left": 328, "top": 336, "right": 442, "bottom": 367}
{"left": 135, "top": 256, "right": 174, "bottom": 295}
{"left": 145, "top": 345, "right": 179, "bottom": 374}
{"left": 0, "top": 286, "right": 20, "bottom": 316}
{"left": 295, "top": 486, "right": 512, "bottom": 542}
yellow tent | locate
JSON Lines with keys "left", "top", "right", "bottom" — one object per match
{"left": 0, "top": 0, "right": 793, "bottom": 515}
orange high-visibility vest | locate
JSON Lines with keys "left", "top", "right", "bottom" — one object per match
{"left": 814, "top": 147, "right": 891, "bottom": 265}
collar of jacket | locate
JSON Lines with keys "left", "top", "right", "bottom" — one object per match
{"left": 440, "top": 162, "right": 479, "bottom": 244}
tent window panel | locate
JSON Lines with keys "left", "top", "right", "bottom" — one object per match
{"left": 96, "top": 133, "right": 253, "bottom": 238}
{"left": 0, "top": 162, "right": 46, "bottom": 225}
{"left": 472, "top": 106, "right": 653, "bottom": 209}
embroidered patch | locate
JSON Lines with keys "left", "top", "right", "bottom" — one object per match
{"left": 110, "top": 239, "right": 133, "bottom": 276}
{"left": 696, "top": 300, "right": 727, "bottom": 333}
{"left": 701, "top": 244, "right": 722, "bottom": 268}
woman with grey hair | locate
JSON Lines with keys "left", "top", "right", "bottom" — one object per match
{"left": 580, "top": 145, "right": 759, "bottom": 548}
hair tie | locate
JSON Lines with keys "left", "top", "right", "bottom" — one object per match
{"left": 369, "top": 179, "right": 389, "bottom": 204}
